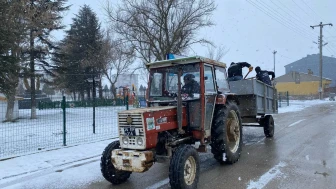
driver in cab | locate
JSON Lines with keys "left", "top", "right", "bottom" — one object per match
{"left": 181, "top": 74, "right": 200, "bottom": 98}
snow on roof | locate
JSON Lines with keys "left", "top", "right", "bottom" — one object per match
{"left": 146, "top": 56, "right": 227, "bottom": 69}
{"left": 275, "top": 71, "right": 332, "bottom": 83}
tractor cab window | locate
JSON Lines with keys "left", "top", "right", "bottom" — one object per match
{"left": 150, "top": 73, "right": 163, "bottom": 96}
{"left": 215, "top": 66, "right": 230, "bottom": 92}
{"left": 204, "top": 65, "right": 216, "bottom": 92}
{"left": 149, "top": 63, "right": 200, "bottom": 100}
{"left": 166, "top": 73, "right": 178, "bottom": 93}
{"left": 181, "top": 72, "right": 200, "bottom": 98}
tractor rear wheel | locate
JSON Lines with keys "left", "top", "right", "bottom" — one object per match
{"left": 100, "top": 140, "right": 131, "bottom": 184}
{"left": 210, "top": 102, "right": 242, "bottom": 164}
{"left": 263, "top": 115, "right": 274, "bottom": 138}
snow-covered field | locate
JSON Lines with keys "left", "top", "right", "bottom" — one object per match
{"left": 0, "top": 99, "right": 334, "bottom": 189}
{"left": 278, "top": 99, "right": 333, "bottom": 113}
{"left": 0, "top": 106, "right": 127, "bottom": 158}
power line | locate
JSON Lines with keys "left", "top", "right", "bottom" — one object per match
{"left": 254, "top": 0, "right": 316, "bottom": 39}
{"left": 272, "top": 0, "right": 320, "bottom": 37}
{"left": 251, "top": 0, "right": 335, "bottom": 56}
{"left": 298, "top": 0, "right": 336, "bottom": 53}
{"left": 269, "top": 0, "right": 319, "bottom": 37}
{"left": 300, "top": 0, "right": 336, "bottom": 35}
{"left": 246, "top": 0, "right": 315, "bottom": 41}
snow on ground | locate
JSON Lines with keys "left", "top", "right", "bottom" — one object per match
{"left": 246, "top": 162, "right": 287, "bottom": 189}
{"left": 0, "top": 99, "right": 335, "bottom": 188}
{"left": 278, "top": 99, "right": 333, "bottom": 114}
{"left": 0, "top": 106, "right": 127, "bottom": 158}
{"left": 0, "top": 139, "right": 115, "bottom": 188}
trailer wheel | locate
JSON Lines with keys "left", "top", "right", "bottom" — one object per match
{"left": 100, "top": 140, "right": 131, "bottom": 184}
{"left": 263, "top": 115, "right": 274, "bottom": 138}
{"left": 169, "top": 145, "right": 199, "bottom": 189}
{"left": 210, "top": 102, "right": 242, "bottom": 164}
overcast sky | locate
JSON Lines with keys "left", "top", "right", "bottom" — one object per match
{"left": 55, "top": 0, "right": 336, "bottom": 81}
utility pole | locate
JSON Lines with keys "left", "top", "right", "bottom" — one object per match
{"left": 310, "top": 22, "right": 333, "bottom": 100}
{"left": 273, "top": 50, "right": 277, "bottom": 73}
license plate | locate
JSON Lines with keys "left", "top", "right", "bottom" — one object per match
{"left": 124, "top": 127, "right": 136, "bottom": 136}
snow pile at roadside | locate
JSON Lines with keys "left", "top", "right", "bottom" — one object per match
{"left": 278, "top": 99, "right": 334, "bottom": 114}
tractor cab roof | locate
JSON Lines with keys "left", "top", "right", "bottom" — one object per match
{"left": 146, "top": 56, "right": 227, "bottom": 69}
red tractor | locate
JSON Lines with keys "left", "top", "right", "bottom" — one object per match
{"left": 100, "top": 56, "right": 276, "bottom": 188}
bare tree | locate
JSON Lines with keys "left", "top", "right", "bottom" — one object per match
{"left": 206, "top": 45, "right": 230, "bottom": 61}
{"left": 101, "top": 32, "right": 135, "bottom": 98}
{"left": 104, "top": 0, "right": 216, "bottom": 64}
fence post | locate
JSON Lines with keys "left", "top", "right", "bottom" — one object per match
{"left": 286, "top": 91, "right": 289, "bottom": 106}
{"left": 93, "top": 77, "right": 96, "bottom": 134}
{"left": 126, "top": 92, "right": 129, "bottom": 110}
{"left": 62, "top": 96, "right": 66, "bottom": 146}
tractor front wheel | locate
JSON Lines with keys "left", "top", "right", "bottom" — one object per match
{"left": 169, "top": 145, "right": 200, "bottom": 189}
{"left": 100, "top": 140, "right": 131, "bottom": 184}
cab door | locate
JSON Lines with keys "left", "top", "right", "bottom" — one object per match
{"left": 204, "top": 65, "right": 217, "bottom": 137}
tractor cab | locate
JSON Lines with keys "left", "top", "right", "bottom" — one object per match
{"left": 146, "top": 56, "right": 231, "bottom": 139}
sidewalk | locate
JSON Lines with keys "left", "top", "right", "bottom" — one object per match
{"left": 0, "top": 139, "right": 116, "bottom": 186}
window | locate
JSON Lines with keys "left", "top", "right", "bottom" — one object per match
{"left": 166, "top": 73, "right": 178, "bottom": 92}
{"left": 150, "top": 73, "right": 162, "bottom": 96}
{"left": 204, "top": 65, "right": 215, "bottom": 92}
{"left": 215, "top": 66, "right": 230, "bottom": 92}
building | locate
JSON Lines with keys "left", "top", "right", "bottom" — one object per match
{"left": 114, "top": 74, "right": 139, "bottom": 90}
{"left": 284, "top": 54, "right": 336, "bottom": 86}
{"left": 275, "top": 71, "right": 332, "bottom": 96}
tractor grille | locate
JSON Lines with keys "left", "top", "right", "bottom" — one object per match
{"left": 118, "top": 113, "right": 145, "bottom": 149}
{"left": 118, "top": 113, "right": 144, "bottom": 136}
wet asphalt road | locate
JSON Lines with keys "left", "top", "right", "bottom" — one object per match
{"left": 82, "top": 102, "right": 336, "bottom": 189}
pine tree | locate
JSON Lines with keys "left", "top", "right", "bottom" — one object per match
{"left": 23, "top": 0, "right": 69, "bottom": 119}
{"left": 0, "top": 0, "right": 26, "bottom": 121}
{"left": 52, "top": 5, "right": 104, "bottom": 101}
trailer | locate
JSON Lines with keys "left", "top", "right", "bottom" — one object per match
{"left": 229, "top": 79, "right": 278, "bottom": 137}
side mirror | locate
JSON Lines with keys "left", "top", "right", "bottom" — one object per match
{"left": 204, "top": 76, "right": 208, "bottom": 80}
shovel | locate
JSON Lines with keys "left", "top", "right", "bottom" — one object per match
{"left": 244, "top": 70, "right": 252, "bottom": 79}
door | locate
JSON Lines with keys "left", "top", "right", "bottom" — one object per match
{"left": 204, "top": 65, "right": 217, "bottom": 137}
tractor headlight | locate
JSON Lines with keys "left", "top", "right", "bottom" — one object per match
{"left": 137, "top": 137, "right": 143, "bottom": 145}
{"left": 122, "top": 137, "right": 129, "bottom": 145}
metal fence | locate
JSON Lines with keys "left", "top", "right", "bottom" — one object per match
{"left": 278, "top": 91, "right": 290, "bottom": 107}
{"left": 0, "top": 97, "right": 131, "bottom": 159}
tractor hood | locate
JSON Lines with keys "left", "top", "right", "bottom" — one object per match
{"left": 118, "top": 106, "right": 177, "bottom": 114}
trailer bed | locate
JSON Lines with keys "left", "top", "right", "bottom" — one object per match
{"left": 229, "top": 79, "right": 278, "bottom": 117}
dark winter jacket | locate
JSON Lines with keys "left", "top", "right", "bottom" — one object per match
{"left": 228, "top": 62, "right": 251, "bottom": 78}
{"left": 256, "top": 70, "right": 275, "bottom": 86}
{"left": 181, "top": 80, "right": 200, "bottom": 97}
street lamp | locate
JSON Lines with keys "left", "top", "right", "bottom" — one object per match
{"left": 273, "top": 50, "right": 277, "bottom": 73}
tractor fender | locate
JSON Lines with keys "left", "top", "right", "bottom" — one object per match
{"left": 215, "top": 93, "right": 239, "bottom": 105}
